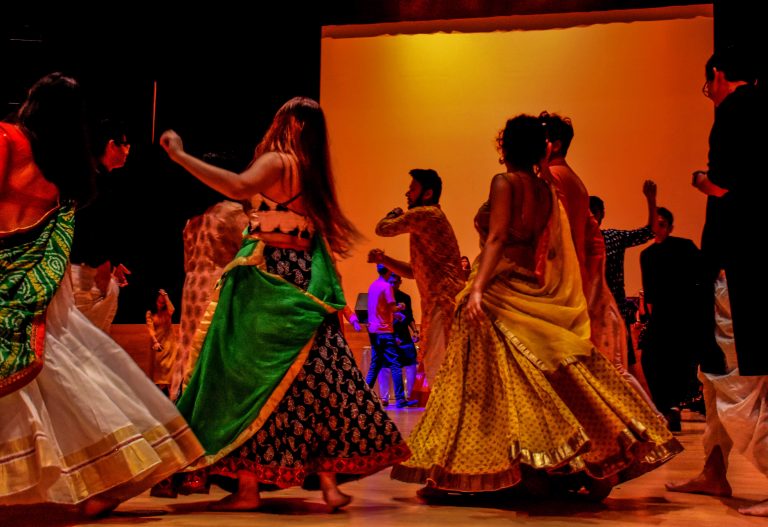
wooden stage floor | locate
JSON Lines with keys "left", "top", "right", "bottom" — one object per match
{"left": 3, "top": 411, "right": 767, "bottom": 527}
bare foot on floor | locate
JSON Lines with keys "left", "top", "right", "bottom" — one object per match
{"left": 79, "top": 496, "right": 120, "bottom": 518}
{"left": 416, "top": 486, "right": 450, "bottom": 499}
{"left": 322, "top": 488, "right": 353, "bottom": 513}
{"left": 207, "top": 492, "right": 262, "bottom": 511}
{"left": 582, "top": 474, "right": 619, "bottom": 502}
{"left": 739, "top": 498, "right": 768, "bottom": 516}
{"left": 665, "top": 475, "right": 732, "bottom": 497}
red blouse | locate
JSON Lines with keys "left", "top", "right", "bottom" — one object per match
{"left": 0, "top": 122, "right": 59, "bottom": 237}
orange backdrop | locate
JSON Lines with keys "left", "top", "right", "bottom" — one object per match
{"left": 320, "top": 5, "right": 714, "bottom": 321}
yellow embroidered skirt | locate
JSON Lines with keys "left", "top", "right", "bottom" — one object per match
{"left": 391, "top": 309, "right": 682, "bottom": 492}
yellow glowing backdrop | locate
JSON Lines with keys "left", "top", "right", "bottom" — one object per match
{"left": 321, "top": 5, "right": 713, "bottom": 322}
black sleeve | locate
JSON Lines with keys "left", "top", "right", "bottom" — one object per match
{"left": 640, "top": 248, "right": 656, "bottom": 306}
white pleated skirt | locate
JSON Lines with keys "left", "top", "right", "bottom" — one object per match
{"left": 0, "top": 272, "right": 203, "bottom": 505}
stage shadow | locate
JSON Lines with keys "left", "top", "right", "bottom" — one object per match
{"left": 0, "top": 504, "right": 165, "bottom": 526}
{"left": 167, "top": 496, "right": 398, "bottom": 516}
{"left": 394, "top": 491, "right": 686, "bottom": 522}
{"left": 716, "top": 494, "right": 768, "bottom": 515}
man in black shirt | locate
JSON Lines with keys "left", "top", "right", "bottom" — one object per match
{"left": 391, "top": 273, "right": 418, "bottom": 399}
{"left": 639, "top": 207, "right": 706, "bottom": 431}
{"left": 667, "top": 46, "right": 768, "bottom": 516}
{"left": 69, "top": 119, "right": 131, "bottom": 332}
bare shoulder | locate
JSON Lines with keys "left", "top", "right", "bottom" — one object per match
{"left": 241, "top": 151, "right": 286, "bottom": 186}
{"left": 250, "top": 151, "right": 285, "bottom": 172}
{"left": 492, "top": 172, "right": 516, "bottom": 187}
{"left": 493, "top": 171, "right": 527, "bottom": 193}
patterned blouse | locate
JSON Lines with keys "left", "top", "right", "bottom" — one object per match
{"left": 601, "top": 225, "right": 654, "bottom": 306}
{"left": 247, "top": 193, "right": 315, "bottom": 240}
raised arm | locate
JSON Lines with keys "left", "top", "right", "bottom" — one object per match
{"left": 159, "top": 289, "right": 175, "bottom": 316}
{"left": 367, "top": 250, "right": 414, "bottom": 279}
{"left": 465, "top": 174, "right": 513, "bottom": 324}
{"left": 642, "top": 179, "right": 658, "bottom": 231}
{"left": 160, "top": 130, "right": 283, "bottom": 200}
{"left": 603, "top": 181, "right": 658, "bottom": 251}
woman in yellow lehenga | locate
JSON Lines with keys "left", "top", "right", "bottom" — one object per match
{"left": 391, "top": 114, "right": 682, "bottom": 498}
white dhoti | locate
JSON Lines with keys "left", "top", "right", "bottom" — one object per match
{"left": 701, "top": 272, "right": 768, "bottom": 476}
{"left": 0, "top": 272, "right": 203, "bottom": 505}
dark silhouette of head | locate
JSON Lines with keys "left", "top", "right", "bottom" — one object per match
{"left": 376, "top": 263, "right": 391, "bottom": 277}
{"left": 705, "top": 44, "right": 757, "bottom": 84}
{"left": 497, "top": 114, "right": 548, "bottom": 173}
{"left": 589, "top": 195, "right": 605, "bottom": 225}
{"left": 657, "top": 206, "right": 674, "bottom": 227}
{"left": 655, "top": 206, "right": 674, "bottom": 243}
{"left": 91, "top": 118, "right": 127, "bottom": 155}
{"left": 538, "top": 111, "right": 574, "bottom": 158}
{"left": 91, "top": 118, "right": 130, "bottom": 172}
{"left": 408, "top": 168, "right": 442, "bottom": 207}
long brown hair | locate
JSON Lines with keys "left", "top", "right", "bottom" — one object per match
{"left": 254, "top": 97, "right": 360, "bottom": 257}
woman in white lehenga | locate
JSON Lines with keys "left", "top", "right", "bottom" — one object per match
{"left": 0, "top": 73, "right": 203, "bottom": 518}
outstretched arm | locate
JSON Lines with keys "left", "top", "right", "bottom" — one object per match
{"left": 342, "top": 305, "right": 361, "bottom": 331}
{"left": 160, "top": 130, "right": 283, "bottom": 200}
{"left": 367, "top": 249, "right": 414, "bottom": 279}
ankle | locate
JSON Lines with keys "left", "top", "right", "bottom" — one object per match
{"left": 79, "top": 496, "right": 120, "bottom": 519}
{"left": 318, "top": 472, "right": 338, "bottom": 492}
{"left": 237, "top": 470, "right": 260, "bottom": 496}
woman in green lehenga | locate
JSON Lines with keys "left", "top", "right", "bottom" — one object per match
{"left": 159, "top": 97, "right": 410, "bottom": 512}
